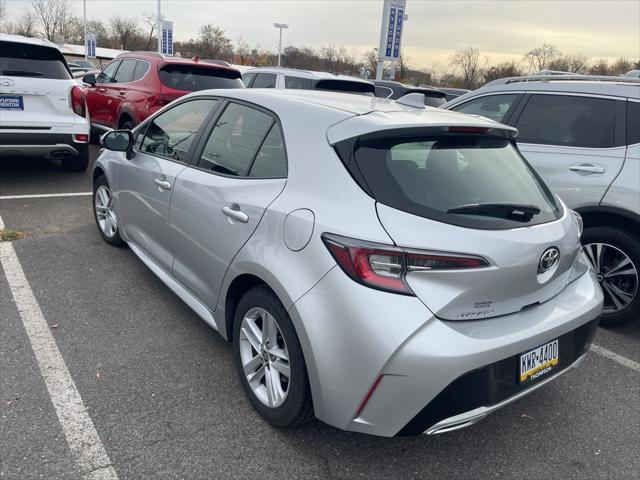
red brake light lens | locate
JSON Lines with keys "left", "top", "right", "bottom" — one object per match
{"left": 322, "top": 233, "right": 489, "bottom": 295}
{"left": 70, "top": 86, "right": 86, "bottom": 117}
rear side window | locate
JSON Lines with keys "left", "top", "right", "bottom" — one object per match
{"left": 158, "top": 65, "right": 243, "bottom": 92}
{"left": 0, "top": 41, "right": 70, "bottom": 79}
{"left": 141, "top": 99, "right": 218, "bottom": 162}
{"left": 252, "top": 73, "right": 277, "bottom": 88}
{"left": 113, "top": 59, "right": 137, "bottom": 83}
{"left": 628, "top": 102, "right": 640, "bottom": 145}
{"left": 242, "top": 72, "right": 256, "bottom": 87}
{"left": 285, "top": 76, "right": 312, "bottom": 90}
{"left": 452, "top": 94, "right": 518, "bottom": 123}
{"left": 314, "top": 79, "right": 375, "bottom": 96}
{"left": 198, "top": 103, "right": 275, "bottom": 176}
{"left": 132, "top": 60, "right": 150, "bottom": 81}
{"left": 339, "top": 133, "right": 560, "bottom": 229}
{"left": 515, "top": 94, "right": 617, "bottom": 148}
{"left": 375, "top": 86, "right": 394, "bottom": 98}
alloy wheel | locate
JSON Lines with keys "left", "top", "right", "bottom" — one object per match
{"left": 584, "top": 242, "right": 639, "bottom": 314}
{"left": 239, "top": 307, "right": 291, "bottom": 408}
{"left": 94, "top": 185, "right": 118, "bottom": 239}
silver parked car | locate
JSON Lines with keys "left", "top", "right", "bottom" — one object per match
{"left": 444, "top": 75, "right": 640, "bottom": 326}
{"left": 93, "top": 89, "right": 603, "bottom": 437}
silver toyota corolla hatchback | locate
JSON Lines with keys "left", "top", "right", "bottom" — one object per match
{"left": 93, "top": 89, "right": 603, "bottom": 437}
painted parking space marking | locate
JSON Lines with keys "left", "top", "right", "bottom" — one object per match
{"left": 590, "top": 343, "right": 640, "bottom": 373}
{"left": 0, "top": 214, "right": 118, "bottom": 480}
{"left": 0, "top": 192, "right": 92, "bottom": 200}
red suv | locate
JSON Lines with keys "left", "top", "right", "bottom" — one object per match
{"left": 83, "top": 52, "right": 243, "bottom": 132}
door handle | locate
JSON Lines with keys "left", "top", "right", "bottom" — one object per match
{"left": 98, "top": 88, "right": 107, "bottom": 93}
{"left": 118, "top": 90, "right": 126, "bottom": 96}
{"left": 222, "top": 205, "right": 249, "bottom": 223}
{"left": 153, "top": 178, "right": 172, "bottom": 190}
{"left": 569, "top": 164, "right": 605, "bottom": 175}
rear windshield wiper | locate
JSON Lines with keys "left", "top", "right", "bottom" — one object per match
{"left": 1, "top": 70, "right": 44, "bottom": 77}
{"left": 447, "top": 203, "right": 541, "bottom": 221}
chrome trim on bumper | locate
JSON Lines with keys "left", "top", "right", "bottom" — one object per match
{"left": 424, "top": 353, "right": 588, "bottom": 435}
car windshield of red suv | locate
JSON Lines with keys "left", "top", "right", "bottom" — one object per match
{"left": 158, "top": 64, "right": 243, "bottom": 92}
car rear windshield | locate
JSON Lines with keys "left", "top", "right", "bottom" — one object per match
{"left": 314, "top": 79, "right": 375, "bottom": 96}
{"left": 337, "top": 132, "right": 561, "bottom": 229}
{"left": 0, "top": 41, "right": 70, "bottom": 79}
{"left": 158, "top": 64, "right": 243, "bottom": 91}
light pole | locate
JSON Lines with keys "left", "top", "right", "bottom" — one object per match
{"left": 83, "top": 0, "right": 87, "bottom": 60}
{"left": 157, "top": 0, "right": 162, "bottom": 54}
{"left": 273, "top": 23, "right": 289, "bottom": 67}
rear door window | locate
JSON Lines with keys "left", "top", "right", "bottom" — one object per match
{"left": 515, "top": 94, "right": 617, "bottom": 148}
{"left": 132, "top": 60, "right": 150, "bottom": 82}
{"left": 113, "top": 59, "right": 137, "bottom": 83}
{"left": 284, "top": 76, "right": 313, "bottom": 90}
{"left": 249, "top": 123, "right": 287, "bottom": 178}
{"left": 140, "top": 99, "right": 218, "bottom": 163}
{"left": 198, "top": 103, "right": 276, "bottom": 176}
{"left": 97, "top": 61, "right": 120, "bottom": 84}
{"left": 452, "top": 94, "right": 518, "bottom": 123}
{"left": 375, "top": 86, "right": 394, "bottom": 98}
{"left": 338, "top": 132, "right": 561, "bottom": 229}
{"left": 158, "top": 65, "right": 243, "bottom": 91}
{"left": 628, "top": 101, "right": 640, "bottom": 145}
{"left": 251, "top": 73, "right": 277, "bottom": 88}
{"left": 0, "top": 41, "right": 70, "bottom": 79}
{"left": 242, "top": 72, "right": 256, "bottom": 87}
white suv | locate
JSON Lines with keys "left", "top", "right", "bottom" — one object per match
{"left": 445, "top": 75, "right": 640, "bottom": 326}
{"left": 0, "top": 34, "right": 91, "bottom": 172}
{"left": 242, "top": 67, "right": 375, "bottom": 96}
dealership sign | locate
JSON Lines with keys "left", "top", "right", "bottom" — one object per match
{"left": 86, "top": 33, "right": 96, "bottom": 59}
{"left": 161, "top": 21, "right": 174, "bottom": 56}
{"left": 378, "top": 0, "right": 406, "bottom": 61}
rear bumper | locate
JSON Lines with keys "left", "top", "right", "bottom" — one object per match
{"left": 0, "top": 133, "right": 88, "bottom": 159}
{"left": 290, "top": 266, "right": 603, "bottom": 437}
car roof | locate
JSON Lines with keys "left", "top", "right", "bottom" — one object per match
{"left": 472, "top": 77, "right": 640, "bottom": 99}
{"left": 185, "top": 89, "right": 515, "bottom": 142}
{"left": 0, "top": 33, "right": 61, "bottom": 50}
{"left": 243, "top": 67, "right": 373, "bottom": 84}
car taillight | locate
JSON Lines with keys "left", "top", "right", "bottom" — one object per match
{"left": 70, "top": 86, "right": 86, "bottom": 117}
{"left": 322, "top": 233, "right": 489, "bottom": 295}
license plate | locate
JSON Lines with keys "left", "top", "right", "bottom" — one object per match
{"left": 0, "top": 95, "right": 24, "bottom": 110}
{"left": 519, "top": 339, "right": 559, "bottom": 384}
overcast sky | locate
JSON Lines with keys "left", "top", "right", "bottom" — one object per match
{"left": 4, "top": 0, "right": 639, "bottom": 68}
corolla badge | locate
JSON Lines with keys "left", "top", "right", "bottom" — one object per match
{"left": 538, "top": 247, "right": 560, "bottom": 273}
{"left": 0, "top": 78, "right": 15, "bottom": 87}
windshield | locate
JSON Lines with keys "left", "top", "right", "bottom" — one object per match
{"left": 159, "top": 64, "right": 243, "bottom": 92}
{"left": 341, "top": 133, "right": 561, "bottom": 229}
{"left": 0, "top": 41, "right": 70, "bottom": 79}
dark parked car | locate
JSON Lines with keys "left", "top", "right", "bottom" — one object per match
{"left": 373, "top": 80, "right": 447, "bottom": 107}
{"left": 83, "top": 51, "right": 243, "bottom": 132}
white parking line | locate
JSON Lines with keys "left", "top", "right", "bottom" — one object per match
{"left": 590, "top": 343, "right": 640, "bottom": 372}
{"left": 0, "top": 214, "right": 118, "bottom": 480}
{"left": 0, "top": 192, "right": 92, "bottom": 200}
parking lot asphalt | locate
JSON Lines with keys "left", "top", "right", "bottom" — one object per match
{"left": 1, "top": 151, "right": 639, "bottom": 480}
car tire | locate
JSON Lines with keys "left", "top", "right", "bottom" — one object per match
{"left": 233, "top": 285, "right": 314, "bottom": 427}
{"left": 92, "top": 175, "right": 125, "bottom": 247}
{"left": 582, "top": 226, "right": 640, "bottom": 327}
{"left": 61, "top": 147, "right": 90, "bottom": 172}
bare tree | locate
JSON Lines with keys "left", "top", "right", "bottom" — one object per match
{"left": 198, "top": 24, "right": 233, "bottom": 60}
{"left": 525, "top": 43, "right": 560, "bottom": 73}
{"left": 141, "top": 12, "right": 157, "bottom": 50}
{"left": 110, "top": 15, "right": 139, "bottom": 50}
{"left": 14, "top": 8, "right": 37, "bottom": 37}
{"left": 451, "top": 46, "right": 483, "bottom": 89}
{"left": 483, "top": 60, "right": 524, "bottom": 83}
{"left": 321, "top": 44, "right": 338, "bottom": 72}
{"left": 87, "top": 19, "right": 110, "bottom": 47}
{"left": 0, "top": 0, "right": 7, "bottom": 29}
{"left": 235, "top": 36, "right": 251, "bottom": 65}
{"left": 363, "top": 47, "right": 378, "bottom": 78}
{"left": 31, "top": 0, "right": 71, "bottom": 41}
{"left": 610, "top": 57, "right": 633, "bottom": 75}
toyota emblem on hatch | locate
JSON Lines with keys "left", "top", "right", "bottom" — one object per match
{"left": 538, "top": 247, "right": 560, "bottom": 273}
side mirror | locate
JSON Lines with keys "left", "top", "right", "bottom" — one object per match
{"left": 101, "top": 130, "right": 133, "bottom": 152}
{"left": 83, "top": 73, "right": 97, "bottom": 85}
